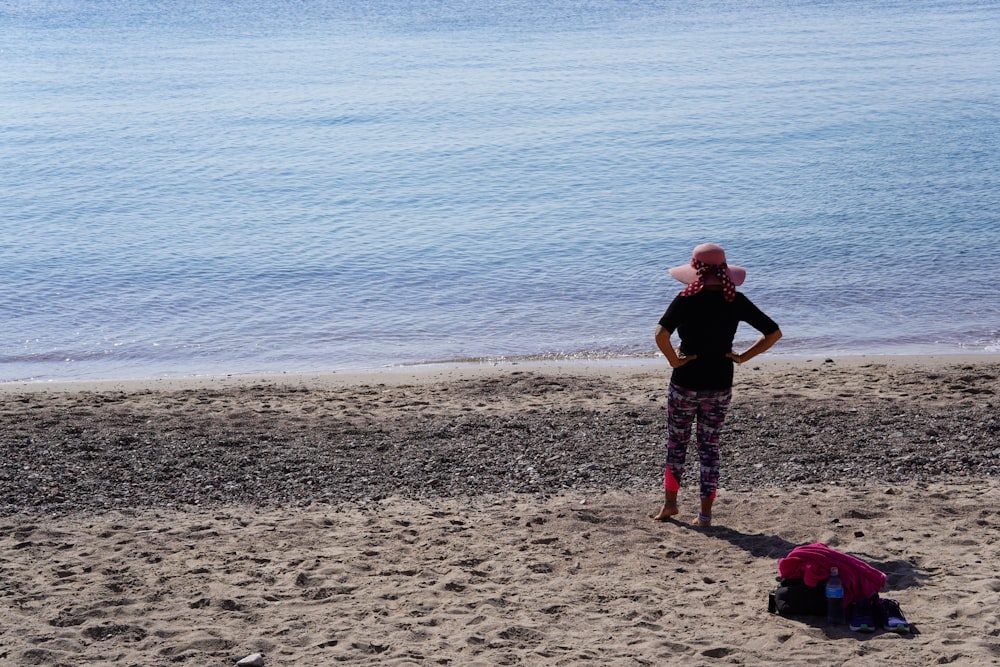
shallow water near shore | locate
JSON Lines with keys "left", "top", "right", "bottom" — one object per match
{"left": 3, "top": 0, "right": 999, "bottom": 381}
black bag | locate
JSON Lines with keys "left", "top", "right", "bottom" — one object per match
{"left": 768, "top": 577, "right": 827, "bottom": 617}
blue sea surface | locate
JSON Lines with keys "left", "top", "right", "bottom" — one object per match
{"left": 2, "top": 0, "right": 999, "bottom": 381}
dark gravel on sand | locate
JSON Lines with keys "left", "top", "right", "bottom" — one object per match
{"left": 1, "top": 364, "right": 997, "bottom": 515}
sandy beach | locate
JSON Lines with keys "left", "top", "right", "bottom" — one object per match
{"left": 1, "top": 355, "right": 998, "bottom": 666}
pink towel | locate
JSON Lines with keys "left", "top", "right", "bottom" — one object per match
{"left": 778, "top": 543, "right": 886, "bottom": 607}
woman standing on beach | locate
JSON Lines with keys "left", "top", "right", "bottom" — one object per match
{"left": 653, "top": 243, "right": 782, "bottom": 527}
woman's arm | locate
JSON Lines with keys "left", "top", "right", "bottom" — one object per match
{"left": 727, "top": 328, "right": 782, "bottom": 365}
{"left": 655, "top": 324, "right": 696, "bottom": 368}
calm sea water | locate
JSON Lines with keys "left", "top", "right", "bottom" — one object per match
{"left": 3, "top": 0, "right": 999, "bottom": 382}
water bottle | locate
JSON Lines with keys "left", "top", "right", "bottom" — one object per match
{"left": 825, "top": 567, "right": 844, "bottom": 625}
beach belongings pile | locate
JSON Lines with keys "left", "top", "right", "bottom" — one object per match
{"left": 768, "top": 542, "right": 910, "bottom": 634}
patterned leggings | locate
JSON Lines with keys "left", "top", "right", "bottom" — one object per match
{"left": 664, "top": 382, "right": 732, "bottom": 499}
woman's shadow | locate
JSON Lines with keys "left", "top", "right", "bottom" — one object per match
{"left": 672, "top": 519, "right": 927, "bottom": 590}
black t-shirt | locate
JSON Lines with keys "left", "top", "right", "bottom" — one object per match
{"left": 659, "top": 289, "right": 779, "bottom": 390}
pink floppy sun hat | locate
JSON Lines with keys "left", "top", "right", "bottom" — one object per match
{"left": 669, "top": 242, "right": 746, "bottom": 286}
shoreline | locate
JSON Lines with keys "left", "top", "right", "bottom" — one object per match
{"left": 2, "top": 351, "right": 998, "bottom": 394}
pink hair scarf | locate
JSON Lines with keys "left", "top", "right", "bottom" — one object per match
{"left": 678, "top": 260, "right": 737, "bottom": 302}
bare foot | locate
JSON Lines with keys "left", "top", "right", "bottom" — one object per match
{"left": 651, "top": 502, "right": 679, "bottom": 521}
{"left": 692, "top": 513, "right": 712, "bottom": 528}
